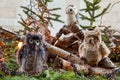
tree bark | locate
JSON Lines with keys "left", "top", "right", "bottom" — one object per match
{"left": 58, "top": 57, "right": 113, "bottom": 75}
{"left": 44, "top": 41, "right": 83, "bottom": 64}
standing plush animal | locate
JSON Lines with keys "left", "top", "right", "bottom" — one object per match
{"left": 16, "top": 33, "right": 47, "bottom": 74}
{"left": 55, "top": 5, "right": 84, "bottom": 42}
{"left": 66, "top": 5, "right": 78, "bottom": 25}
{"left": 53, "top": 5, "right": 84, "bottom": 55}
{"left": 79, "top": 28, "right": 110, "bottom": 66}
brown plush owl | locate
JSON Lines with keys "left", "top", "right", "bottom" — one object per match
{"left": 79, "top": 28, "right": 110, "bottom": 66}
{"left": 16, "top": 32, "right": 47, "bottom": 74}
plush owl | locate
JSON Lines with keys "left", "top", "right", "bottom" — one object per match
{"left": 65, "top": 5, "right": 78, "bottom": 25}
{"left": 79, "top": 28, "right": 110, "bottom": 66}
{"left": 56, "top": 5, "right": 84, "bottom": 40}
{"left": 16, "top": 32, "right": 47, "bottom": 74}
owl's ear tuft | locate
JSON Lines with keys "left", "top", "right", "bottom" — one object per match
{"left": 36, "top": 32, "right": 43, "bottom": 40}
{"left": 26, "top": 33, "right": 32, "bottom": 38}
{"left": 38, "top": 34, "right": 43, "bottom": 40}
{"left": 94, "top": 27, "right": 101, "bottom": 36}
{"left": 25, "top": 33, "right": 33, "bottom": 44}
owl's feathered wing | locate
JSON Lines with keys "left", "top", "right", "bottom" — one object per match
{"left": 16, "top": 45, "right": 27, "bottom": 66}
{"left": 100, "top": 41, "right": 110, "bottom": 58}
{"left": 39, "top": 43, "right": 46, "bottom": 61}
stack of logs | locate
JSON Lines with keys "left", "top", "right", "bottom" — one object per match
{"left": 44, "top": 24, "right": 120, "bottom": 79}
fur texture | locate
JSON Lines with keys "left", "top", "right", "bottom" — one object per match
{"left": 16, "top": 33, "right": 47, "bottom": 74}
{"left": 79, "top": 28, "right": 110, "bottom": 66}
{"left": 60, "top": 5, "right": 83, "bottom": 40}
{"left": 66, "top": 5, "right": 78, "bottom": 25}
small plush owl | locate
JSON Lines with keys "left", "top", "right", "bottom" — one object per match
{"left": 65, "top": 5, "right": 79, "bottom": 26}
{"left": 16, "top": 32, "right": 47, "bottom": 74}
{"left": 79, "top": 28, "right": 110, "bottom": 66}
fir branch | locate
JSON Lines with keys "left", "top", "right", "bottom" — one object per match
{"left": 18, "top": 21, "right": 27, "bottom": 28}
{"left": 21, "top": 6, "right": 42, "bottom": 18}
{"left": 93, "top": 0, "right": 101, "bottom": 5}
{"left": 95, "top": 3, "right": 111, "bottom": 18}
{"left": 84, "top": 0, "right": 92, "bottom": 17}
{"left": 44, "top": 17, "right": 64, "bottom": 23}
{"left": 79, "top": 13, "right": 91, "bottom": 21}
{"left": 49, "top": 8, "right": 61, "bottom": 11}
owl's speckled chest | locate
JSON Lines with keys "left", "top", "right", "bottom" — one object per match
{"left": 84, "top": 49, "right": 102, "bottom": 65}
{"left": 25, "top": 50, "right": 38, "bottom": 71}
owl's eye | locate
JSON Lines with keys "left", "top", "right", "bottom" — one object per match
{"left": 36, "top": 40, "right": 40, "bottom": 45}
{"left": 29, "top": 39, "right": 33, "bottom": 43}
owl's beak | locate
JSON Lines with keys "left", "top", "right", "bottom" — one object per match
{"left": 89, "top": 39, "right": 92, "bottom": 43}
{"left": 33, "top": 42, "right": 38, "bottom": 50}
{"left": 32, "top": 42, "right": 36, "bottom": 48}
{"left": 33, "top": 42, "right": 36, "bottom": 46}
{"left": 89, "top": 38, "right": 94, "bottom": 44}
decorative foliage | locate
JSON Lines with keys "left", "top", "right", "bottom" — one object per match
{"left": 18, "top": 0, "right": 64, "bottom": 35}
{"left": 2, "top": 41, "right": 19, "bottom": 70}
{"left": 79, "top": 0, "right": 111, "bottom": 29}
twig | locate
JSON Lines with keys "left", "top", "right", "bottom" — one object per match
{"left": 100, "top": 1, "right": 120, "bottom": 25}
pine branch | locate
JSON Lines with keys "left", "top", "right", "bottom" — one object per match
{"left": 49, "top": 8, "right": 61, "bottom": 11}
{"left": 49, "top": 13, "right": 61, "bottom": 19}
{"left": 79, "top": 13, "right": 91, "bottom": 21}
{"left": 93, "top": 0, "right": 101, "bottom": 5}
{"left": 80, "top": 25, "right": 95, "bottom": 29}
{"left": 94, "top": 5, "right": 100, "bottom": 10}
{"left": 84, "top": 0, "right": 93, "bottom": 6}
{"left": 44, "top": 17, "right": 64, "bottom": 23}
{"left": 84, "top": 0, "right": 92, "bottom": 17}
{"left": 79, "top": 0, "right": 111, "bottom": 28}
{"left": 21, "top": 6, "right": 42, "bottom": 18}
{"left": 95, "top": 3, "right": 111, "bottom": 18}
{"left": 18, "top": 21, "right": 27, "bottom": 28}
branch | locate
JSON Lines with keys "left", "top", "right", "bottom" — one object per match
{"left": 49, "top": 8, "right": 61, "bottom": 11}
{"left": 95, "top": 3, "right": 111, "bottom": 18}
{"left": 58, "top": 57, "right": 118, "bottom": 77}
{"left": 44, "top": 41, "right": 82, "bottom": 64}
{"left": 79, "top": 13, "right": 91, "bottom": 21}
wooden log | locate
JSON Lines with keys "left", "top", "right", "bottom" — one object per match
{"left": 59, "top": 57, "right": 113, "bottom": 76}
{"left": 44, "top": 41, "right": 84, "bottom": 64}
{"left": 55, "top": 24, "right": 84, "bottom": 42}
